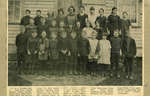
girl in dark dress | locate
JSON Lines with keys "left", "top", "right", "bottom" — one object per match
{"left": 95, "top": 8, "right": 107, "bottom": 31}
{"left": 107, "top": 7, "right": 121, "bottom": 39}
{"left": 77, "top": 6, "right": 88, "bottom": 29}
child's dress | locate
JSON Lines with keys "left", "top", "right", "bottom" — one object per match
{"left": 97, "top": 40, "right": 111, "bottom": 64}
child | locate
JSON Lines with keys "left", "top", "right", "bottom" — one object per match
{"left": 66, "top": 6, "right": 77, "bottom": 26}
{"left": 26, "top": 29, "right": 39, "bottom": 74}
{"left": 95, "top": 8, "right": 107, "bottom": 30}
{"left": 68, "top": 31, "right": 79, "bottom": 75}
{"left": 88, "top": 6, "right": 97, "bottom": 28}
{"left": 48, "top": 19, "right": 58, "bottom": 37}
{"left": 122, "top": 31, "right": 136, "bottom": 79}
{"left": 34, "top": 10, "right": 43, "bottom": 25}
{"left": 48, "top": 32, "right": 59, "bottom": 75}
{"left": 121, "top": 11, "right": 131, "bottom": 41}
{"left": 107, "top": 7, "right": 121, "bottom": 39}
{"left": 67, "top": 24, "right": 74, "bottom": 35}
{"left": 78, "top": 30, "right": 90, "bottom": 75}
{"left": 37, "top": 17, "right": 48, "bottom": 37}
{"left": 82, "top": 20, "right": 93, "bottom": 39}
{"left": 88, "top": 30, "right": 98, "bottom": 75}
{"left": 94, "top": 21, "right": 103, "bottom": 40}
{"left": 110, "top": 30, "right": 122, "bottom": 78}
{"left": 25, "top": 18, "right": 37, "bottom": 38}
{"left": 56, "top": 8, "right": 66, "bottom": 24}
{"left": 38, "top": 31, "right": 49, "bottom": 74}
{"left": 74, "top": 21, "right": 82, "bottom": 37}
{"left": 97, "top": 32, "right": 111, "bottom": 76}
{"left": 20, "top": 9, "right": 31, "bottom": 26}
{"left": 58, "top": 21, "right": 66, "bottom": 36}
{"left": 77, "top": 6, "right": 88, "bottom": 29}
{"left": 16, "top": 25, "right": 27, "bottom": 74}
{"left": 58, "top": 31, "right": 69, "bottom": 75}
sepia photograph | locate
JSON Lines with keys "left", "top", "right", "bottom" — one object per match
{"left": 8, "top": 0, "right": 143, "bottom": 86}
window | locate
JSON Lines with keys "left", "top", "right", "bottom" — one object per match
{"left": 8, "top": 0, "right": 21, "bottom": 24}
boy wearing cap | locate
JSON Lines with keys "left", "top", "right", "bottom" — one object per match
{"left": 26, "top": 29, "right": 39, "bottom": 74}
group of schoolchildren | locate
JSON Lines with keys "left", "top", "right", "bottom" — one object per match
{"left": 16, "top": 5, "right": 137, "bottom": 79}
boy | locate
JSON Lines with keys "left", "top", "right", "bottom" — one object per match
{"left": 20, "top": 9, "right": 31, "bottom": 26}
{"left": 16, "top": 25, "right": 27, "bottom": 74}
{"left": 88, "top": 30, "right": 98, "bottom": 75}
{"left": 110, "top": 30, "right": 122, "bottom": 78}
{"left": 38, "top": 31, "right": 49, "bottom": 74}
{"left": 68, "top": 31, "right": 79, "bottom": 75}
{"left": 122, "top": 31, "right": 136, "bottom": 79}
{"left": 58, "top": 31, "right": 69, "bottom": 75}
{"left": 26, "top": 29, "right": 39, "bottom": 74}
{"left": 34, "top": 10, "right": 43, "bottom": 25}
{"left": 48, "top": 32, "right": 59, "bottom": 75}
{"left": 77, "top": 6, "right": 88, "bottom": 29}
{"left": 78, "top": 30, "right": 90, "bottom": 75}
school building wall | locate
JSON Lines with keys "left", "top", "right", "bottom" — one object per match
{"left": 8, "top": 0, "right": 143, "bottom": 58}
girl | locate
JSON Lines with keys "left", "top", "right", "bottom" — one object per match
{"left": 56, "top": 8, "right": 66, "bottom": 24}
{"left": 96, "top": 32, "right": 111, "bottom": 76}
{"left": 82, "top": 20, "right": 93, "bottom": 39}
{"left": 88, "top": 30, "right": 98, "bottom": 75}
{"left": 95, "top": 8, "right": 107, "bottom": 30}
{"left": 38, "top": 31, "right": 49, "bottom": 74}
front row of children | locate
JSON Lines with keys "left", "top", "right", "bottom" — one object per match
{"left": 16, "top": 25, "right": 136, "bottom": 79}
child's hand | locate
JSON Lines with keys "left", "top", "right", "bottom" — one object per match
{"left": 34, "top": 51, "right": 37, "bottom": 54}
{"left": 68, "top": 51, "right": 71, "bottom": 56}
{"left": 28, "top": 51, "right": 31, "bottom": 55}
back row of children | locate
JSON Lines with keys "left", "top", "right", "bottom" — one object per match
{"left": 16, "top": 6, "right": 137, "bottom": 79}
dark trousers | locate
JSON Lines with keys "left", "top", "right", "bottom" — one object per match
{"left": 124, "top": 56, "right": 134, "bottom": 76}
{"left": 69, "top": 55, "right": 78, "bottom": 73}
{"left": 59, "top": 54, "right": 68, "bottom": 75}
{"left": 87, "top": 59, "right": 97, "bottom": 73}
{"left": 79, "top": 56, "right": 88, "bottom": 74}
{"left": 17, "top": 52, "right": 25, "bottom": 73}
{"left": 111, "top": 53, "right": 120, "bottom": 75}
{"left": 48, "top": 59, "right": 58, "bottom": 75}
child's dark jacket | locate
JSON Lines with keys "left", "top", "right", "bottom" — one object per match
{"left": 78, "top": 37, "right": 90, "bottom": 56}
{"left": 110, "top": 37, "right": 122, "bottom": 54}
{"left": 27, "top": 37, "right": 39, "bottom": 54}
{"left": 20, "top": 15, "right": 31, "bottom": 26}
{"left": 122, "top": 36, "right": 137, "bottom": 57}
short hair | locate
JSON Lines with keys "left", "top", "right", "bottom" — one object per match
{"left": 102, "top": 32, "right": 108, "bottom": 36}
{"left": 68, "top": 6, "right": 75, "bottom": 12}
{"left": 112, "top": 7, "right": 117, "bottom": 11}
{"left": 79, "top": 5, "right": 85, "bottom": 10}
{"left": 90, "top": 6, "right": 95, "bottom": 10}
{"left": 99, "top": 8, "right": 104, "bottom": 12}
{"left": 26, "top": 9, "right": 31, "bottom": 14}
{"left": 58, "top": 8, "right": 64, "bottom": 14}
{"left": 36, "top": 10, "right": 41, "bottom": 13}
{"left": 122, "top": 11, "right": 128, "bottom": 15}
